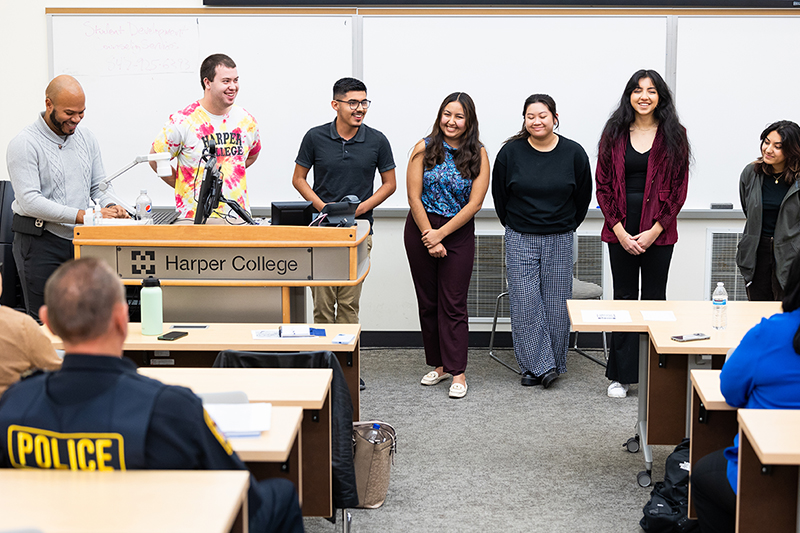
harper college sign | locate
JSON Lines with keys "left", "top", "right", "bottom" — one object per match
{"left": 120, "top": 246, "right": 313, "bottom": 280}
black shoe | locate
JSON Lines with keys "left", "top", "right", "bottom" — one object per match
{"left": 521, "top": 371, "right": 542, "bottom": 386}
{"left": 360, "top": 378, "right": 366, "bottom": 391}
{"left": 541, "top": 369, "right": 558, "bottom": 389}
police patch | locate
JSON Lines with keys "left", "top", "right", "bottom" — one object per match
{"left": 7, "top": 425, "right": 126, "bottom": 471}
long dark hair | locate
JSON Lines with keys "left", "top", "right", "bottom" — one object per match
{"left": 420, "top": 92, "right": 483, "bottom": 181}
{"left": 782, "top": 254, "right": 800, "bottom": 354}
{"left": 505, "top": 94, "right": 559, "bottom": 144}
{"left": 597, "top": 69, "right": 690, "bottom": 167}
{"left": 753, "top": 120, "right": 800, "bottom": 184}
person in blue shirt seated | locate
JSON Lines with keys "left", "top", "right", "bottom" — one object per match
{"left": 691, "top": 254, "right": 800, "bottom": 533}
{"left": 0, "top": 258, "right": 304, "bottom": 533}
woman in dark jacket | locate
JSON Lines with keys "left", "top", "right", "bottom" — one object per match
{"left": 595, "top": 69, "right": 690, "bottom": 398}
{"left": 736, "top": 120, "right": 800, "bottom": 302}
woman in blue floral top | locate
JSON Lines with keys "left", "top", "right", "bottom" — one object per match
{"left": 403, "top": 92, "right": 490, "bottom": 399}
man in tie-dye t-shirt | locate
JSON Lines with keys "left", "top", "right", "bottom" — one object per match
{"left": 150, "top": 54, "right": 261, "bottom": 220}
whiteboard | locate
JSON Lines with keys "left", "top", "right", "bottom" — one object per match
{"left": 677, "top": 16, "right": 800, "bottom": 209}
{"left": 363, "top": 15, "right": 668, "bottom": 209}
{"left": 50, "top": 15, "right": 353, "bottom": 210}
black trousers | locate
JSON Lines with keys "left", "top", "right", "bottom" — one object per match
{"left": 403, "top": 212, "right": 474, "bottom": 376}
{"left": 746, "top": 235, "right": 784, "bottom": 301}
{"left": 692, "top": 448, "right": 736, "bottom": 533}
{"left": 251, "top": 478, "right": 305, "bottom": 533}
{"left": 12, "top": 230, "right": 73, "bottom": 323}
{"left": 605, "top": 243, "right": 673, "bottom": 384}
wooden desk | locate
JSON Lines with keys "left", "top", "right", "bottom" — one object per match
{"left": 140, "top": 367, "right": 334, "bottom": 518}
{"left": 230, "top": 405, "right": 304, "bottom": 506}
{"left": 567, "top": 300, "right": 779, "bottom": 486}
{"left": 0, "top": 469, "right": 249, "bottom": 533}
{"left": 45, "top": 322, "right": 362, "bottom": 420}
{"left": 737, "top": 409, "right": 800, "bottom": 533}
{"left": 688, "top": 369, "right": 737, "bottom": 518}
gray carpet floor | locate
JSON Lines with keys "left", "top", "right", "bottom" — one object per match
{"left": 303, "top": 346, "right": 672, "bottom": 533}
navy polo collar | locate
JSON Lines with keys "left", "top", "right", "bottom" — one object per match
{"left": 328, "top": 118, "right": 366, "bottom": 143}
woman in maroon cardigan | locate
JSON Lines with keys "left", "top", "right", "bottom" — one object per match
{"left": 596, "top": 69, "right": 690, "bottom": 398}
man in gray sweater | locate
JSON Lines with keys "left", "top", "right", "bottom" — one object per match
{"left": 6, "top": 75, "right": 128, "bottom": 321}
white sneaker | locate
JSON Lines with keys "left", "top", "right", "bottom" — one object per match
{"left": 607, "top": 381, "right": 629, "bottom": 398}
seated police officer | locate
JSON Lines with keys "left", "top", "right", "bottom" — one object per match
{"left": 0, "top": 258, "right": 304, "bottom": 533}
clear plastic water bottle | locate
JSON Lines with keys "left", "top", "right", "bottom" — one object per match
{"left": 365, "top": 423, "right": 383, "bottom": 444}
{"left": 141, "top": 277, "right": 163, "bottom": 336}
{"left": 135, "top": 190, "right": 153, "bottom": 221}
{"left": 712, "top": 282, "right": 728, "bottom": 330}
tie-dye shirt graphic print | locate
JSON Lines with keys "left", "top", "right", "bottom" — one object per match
{"left": 152, "top": 102, "right": 261, "bottom": 220}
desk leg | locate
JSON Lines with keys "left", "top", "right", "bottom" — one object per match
{"left": 637, "top": 333, "right": 654, "bottom": 486}
{"left": 737, "top": 429, "right": 798, "bottom": 533}
{"left": 687, "top": 387, "right": 737, "bottom": 519}
{"left": 245, "top": 429, "right": 304, "bottom": 507}
{"left": 299, "top": 391, "right": 333, "bottom": 517}
{"left": 230, "top": 491, "right": 248, "bottom": 533}
{"left": 646, "top": 342, "right": 688, "bottom": 446}
{"left": 335, "top": 340, "right": 360, "bottom": 421}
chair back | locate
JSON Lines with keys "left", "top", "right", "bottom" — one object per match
{"left": 213, "top": 349, "right": 359, "bottom": 510}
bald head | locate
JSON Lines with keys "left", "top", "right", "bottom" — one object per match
{"left": 44, "top": 75, "right": 86, "bottom": 136}
{"left": 46, "top": 75, "right": 84, "bottom": 104}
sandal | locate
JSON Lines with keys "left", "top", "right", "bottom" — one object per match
{"left": 449, "top": 382, "right": 467, "bottom": 399}
{"left": 420, "top": 371, "right": 452, "bottom": 386}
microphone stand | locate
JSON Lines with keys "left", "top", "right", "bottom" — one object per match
{"left": 199, "top": 144, "right": 257, "bottom": 225}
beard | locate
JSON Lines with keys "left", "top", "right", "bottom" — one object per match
{"left": 49, "top": 109, "right": 75, "bottom": 136}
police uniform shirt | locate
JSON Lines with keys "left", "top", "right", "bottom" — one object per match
{"left": 0, "top": 354, "right": 304, "bottom": 533}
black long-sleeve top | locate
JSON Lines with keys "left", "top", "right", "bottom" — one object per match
{"left": 492, "top": 135, "right": 592, "bottom": 234}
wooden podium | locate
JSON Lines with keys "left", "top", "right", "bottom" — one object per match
{"left": 73, "top": 220, "right": 370, "bottom": 323}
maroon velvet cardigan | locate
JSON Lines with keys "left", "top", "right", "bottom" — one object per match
{"left": 595, "top": 127, "right": 689, "bottom": 246}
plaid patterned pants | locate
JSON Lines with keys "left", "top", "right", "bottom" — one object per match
{"left": 505, "top": 228, "right": 573, "bottom": 376}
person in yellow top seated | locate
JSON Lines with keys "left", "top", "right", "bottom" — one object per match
{"left": 0, "top": 267, "right": 61, "bottom": 396}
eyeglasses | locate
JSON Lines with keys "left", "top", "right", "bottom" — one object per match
{"left": 335, "top": 99, "right": 371, "bottom": 110}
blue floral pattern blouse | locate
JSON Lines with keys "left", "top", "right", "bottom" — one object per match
{"left": 421, "top": 139, "right": 473, "bottom": 218}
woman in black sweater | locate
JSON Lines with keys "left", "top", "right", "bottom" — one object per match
{"left": 492, "top": 94, "right": 592, "bottom": 388}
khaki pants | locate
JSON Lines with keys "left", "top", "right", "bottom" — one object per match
{"left": 311, "top": 235, "right": 372, "bottom": 324}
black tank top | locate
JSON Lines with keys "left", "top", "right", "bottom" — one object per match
{"left": 625, "top": 137, "right": 650, "bottom": 235}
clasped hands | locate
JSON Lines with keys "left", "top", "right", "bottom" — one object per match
{"left": 618, "top": 227, "right": 659, "bottom": 255}
{"left": 421, "top": 228, "right": 447, "bottom": 258}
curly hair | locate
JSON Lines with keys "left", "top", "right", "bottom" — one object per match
{"left": 418, "top": 92, "right": 483, "bottom": 181}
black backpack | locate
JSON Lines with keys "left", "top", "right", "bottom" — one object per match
{"left": 640, "top": 438, "right": 699, "bottom": 533}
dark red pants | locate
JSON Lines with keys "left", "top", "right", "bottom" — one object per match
{"left": 403, "top": 212, "right": 474, "bottom": 376}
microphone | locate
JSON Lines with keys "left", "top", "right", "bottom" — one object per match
{"left": 208, "top": 137, "right": 216, "bottom": 157}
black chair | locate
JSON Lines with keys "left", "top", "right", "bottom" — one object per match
{"left": 213, "top": 349, "right": 359, "bottom": 527}
{"left": 0, "top": 181, "right": 23, "bottom": 310}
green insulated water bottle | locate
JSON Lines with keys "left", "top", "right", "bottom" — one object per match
{"left": 141, "top": 277, "right": 163, "bottom": 336}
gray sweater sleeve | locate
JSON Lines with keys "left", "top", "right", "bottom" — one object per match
{"left": 6, "top": 133, "right": 80, "bottom": 224}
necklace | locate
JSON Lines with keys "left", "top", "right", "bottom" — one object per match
{"left": 631, "top": 124, "right": 658, "bottom": 132}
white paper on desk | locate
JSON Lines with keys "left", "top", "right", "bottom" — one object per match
{"left": 332, "top": 333, "right": 356, "bottom": 344}
{"left": 581, "top": 310, "right": 632, "bottom": 323}
{"left": 204, "top": 403, "right": 272, "bottom": 438}
{"left": 278, "top": 325, "right": 312, "bottom": 338}
{"left": 640, "top": 310, "right": 677, "bottom": 322}
{"left": 251, "top": 329, "right": 280, "bottom": 339}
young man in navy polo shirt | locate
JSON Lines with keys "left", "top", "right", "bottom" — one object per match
{"left": 292, "top": 77, "right": 396, "bottom": 326}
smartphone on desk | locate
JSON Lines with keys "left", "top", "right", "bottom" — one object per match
{"left": 671, "top": 333, "right": 710, "bottom": 342}
{"left": 157, "top": 331, "right": 189, "bottom": 341}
